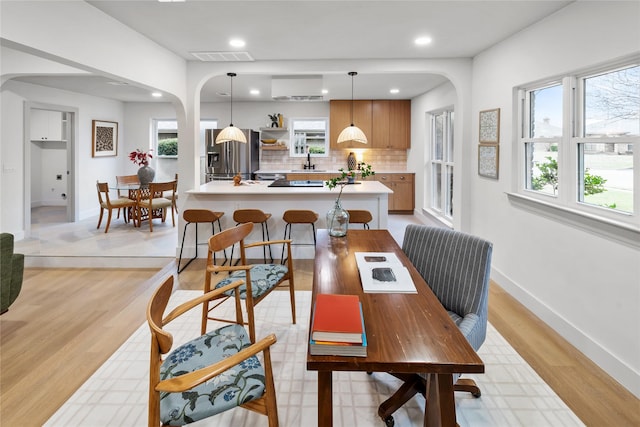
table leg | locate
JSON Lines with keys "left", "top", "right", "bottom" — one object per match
{"left": 424, "top": 373, "right": 456, "bottom": 427}
{"left": 318, "top": 370, "right": 333, "bottom": 427}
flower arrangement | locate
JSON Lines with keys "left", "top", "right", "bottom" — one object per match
{"left": 129, "top": 149, "right": 153, "bottom": 167}
{"left": 325, "top": 163, "right": 375, "bottom": 203}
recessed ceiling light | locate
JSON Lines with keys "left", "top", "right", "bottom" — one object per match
{"left": 390, "top": 89, "right": 400, "bottom": 94}
{"left": 229, "top": 39, "right": 246, "bottom": 48}
{"left": 414, "top": 36, "right": 432, "bottom": 46}
{"left": 322, "top": 89, "right": 329, "bottom": 94}
{"left": 250, "top": 89, "right": 260, "bottom": 95}
{"left": 151, "top": 92, "right": 163, "bottom": 97}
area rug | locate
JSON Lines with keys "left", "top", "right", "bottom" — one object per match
{"left": 45, "top": 291, "right": 583, "bottom": 427}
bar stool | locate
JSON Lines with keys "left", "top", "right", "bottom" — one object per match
{"left": 347, "top": 209, "right": 373, "bottom": 229}
{"left": 233, "top": 209, "right": 273, "bottom": 263}
{"left": 281, "top": 210, "right": 319, "bottom": 263}
{"left": 177, "top": 209, "right": 226, "bottom": 273}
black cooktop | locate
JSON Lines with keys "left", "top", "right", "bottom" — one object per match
{"left": 268, "top": 179, "right": 324, "bottom": 188}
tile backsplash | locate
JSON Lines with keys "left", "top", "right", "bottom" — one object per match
{"left": 260, "top": 149, "right": 407, "bottom": 172}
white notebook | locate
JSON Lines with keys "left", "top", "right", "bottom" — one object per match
{"left": 354, "top": 252, "right": 417, "bottom": 294}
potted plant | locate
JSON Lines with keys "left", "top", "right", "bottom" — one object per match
{"left": 325, "top": 163, "right": 375, "bottom": 237}
{"left": 129, "top": 148, "right": 154, "bottom": 185}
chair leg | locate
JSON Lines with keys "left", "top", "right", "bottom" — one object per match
{"left": 177, "top": 222, "right": 193, "bottom": 274}
{"left": 377, "top": 374, "right": 424, "bottom": 425}
{"left": 281, "top": 223, "right": 291, "bottom": 264}
{"left": 454, "top": 378, "right": 481, "bottom": 397}
{"left": 97, "top": 208, "right": 104, "bottom": 230}
{"left": 217, "top": 219, "right": 228, "bottom": 264}
{"left": 105, "top": 209, "right": 113, "bottom": 233}
{"left": 261, "top": 222, "right": 273, "bottom": 263}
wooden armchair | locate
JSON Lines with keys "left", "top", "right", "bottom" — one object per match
{"left": 115, "top": 174, "right": 140, "bottom": 219}
{"left": 96, "top": 181, "right": 137, "bottom": 232}
{"left": 136, "top": 180, "right": 176, "bottom": 232}
{"left": 147, "top": 275, "right": 278, "bottom": 426}
{"left": 201, "top": 222, "right": 296, "bottom": 343}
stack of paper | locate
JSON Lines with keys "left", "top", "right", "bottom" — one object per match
{"left": 354, "top": 252, "right": 417, "bottom": 293}
{"left": 309, "top": 294, "right": 367, "bottom": 357}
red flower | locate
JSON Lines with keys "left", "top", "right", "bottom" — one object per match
{"left": 129, "top": 149, "right": 153, "bottom": 166}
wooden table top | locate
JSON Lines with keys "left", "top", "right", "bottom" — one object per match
{"left": 306, "top": 229, "right": 484, "bottom": 375}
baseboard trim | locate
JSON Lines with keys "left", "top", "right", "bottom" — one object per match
{"left": 25, "top": 255, "right": 173, "bottom": 269}
{"left": 491, "top": 266, "right": 640, "bottom": 399}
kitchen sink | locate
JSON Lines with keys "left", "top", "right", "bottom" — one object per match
{"left": 289, "top": 169, "right": 327, "bottom": 172}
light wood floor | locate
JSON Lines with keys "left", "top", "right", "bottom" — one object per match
{"left": 1, "top": 260, "right": 638, "bottom": 426}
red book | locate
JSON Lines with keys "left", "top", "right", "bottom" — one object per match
{"left": 311, "top": 294, "right": 363, "bottom": 343}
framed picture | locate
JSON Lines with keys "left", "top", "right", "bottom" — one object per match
{"left": 478, "top": 144, "right": 499, "bottom": 179}
{"left": 479, "top": 108, "right": 500, "bottom": 144}
{"left": 92, "top": 120, "right": 118, "bottom": 157}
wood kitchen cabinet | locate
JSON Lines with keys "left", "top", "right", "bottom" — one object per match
{"left": 375, "top": 173, "right": 415, "bottom": 213}
{"left": 330, "top": 100, "right": 410, "bottom": 149}
{"left": 329, "top": 100, "right": 372, "bottom": 149}
{"left": 30, "top": 109, "right": 64, "bottom": 141}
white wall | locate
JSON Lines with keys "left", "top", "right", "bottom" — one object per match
{"left": 469, "top": 1, "right": 640, "bottom": 396}
{"left": 1, "top": 80, "right": 126, "bottom": 232}
{"left": 410, "top": 81, "right": 458, "bottom": 226}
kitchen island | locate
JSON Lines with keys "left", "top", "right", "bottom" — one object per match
{"left": 181, "top": 180, "right": 392, "bottom": 259}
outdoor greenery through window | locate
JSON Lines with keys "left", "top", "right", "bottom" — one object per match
{"left": 519, "top": 60, "right": 638, "bottom": 219}
{"left": 156, "top": 120, "right": 178, "bottom": 156}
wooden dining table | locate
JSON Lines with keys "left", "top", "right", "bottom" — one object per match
{"left": 306, "top": 229, "right": 484, "bottom": 427}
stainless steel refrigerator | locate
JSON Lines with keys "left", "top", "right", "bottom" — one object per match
{"left": 205, "top": 129, "right": 259, "bottom": 181}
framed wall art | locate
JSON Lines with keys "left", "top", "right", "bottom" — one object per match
{"left": 478, "top": 143, "right": 499, "bottom": 179}
{"left": 479, "top": 108, "right": 500, "bottom": 144}
{"left": 92, "top": 120, "right": 118, "bottom": 157}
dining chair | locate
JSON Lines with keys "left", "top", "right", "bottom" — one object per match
{"left": 347, "top": 209, "right": 373, "bottom": 229}
{"left": 163, "top": 173, "right": 179, "bottom": 214}
{"left": 147, "top": 275, "right": 279, "bottom": 427}
{"left": 376, "top": 225, "right": 493, "bottom": 427}
{"left": 201, "top": 222, "right": 296, "bottom": 343}
{"left": 115, "top": 174, "right": 140, "bottom": 219}
{"left": 96, "top": 181, "right": 137, "bottom": 233}
{"left": 136, "top": 180, "right": 176, "bottom": 232}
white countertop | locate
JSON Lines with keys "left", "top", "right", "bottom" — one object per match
{"left": 187, "top": 180, "right": 392, "bottom": 195}
{"left": 255, "top": 169, "right": 413, "bottom": 174}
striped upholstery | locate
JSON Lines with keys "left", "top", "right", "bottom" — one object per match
{"left": 402, "top": 225, "right": 493, "bottom": 351}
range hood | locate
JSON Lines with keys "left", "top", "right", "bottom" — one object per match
{"left": 271, "top": 76, "right": 324, "bottom": 101}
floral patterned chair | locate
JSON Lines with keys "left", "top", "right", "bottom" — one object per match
{"left": 202, "top": 222, "right": 296, "bottom": 343}
{"left": 147, "top": 275, "right": 278, "bottom": 426}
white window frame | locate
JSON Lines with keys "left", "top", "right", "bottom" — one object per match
{"left": 427, "top": 109, "right": 454, "bottom": 224}
{"left": 510, "top": 57, "right": 640, "bottom": 247}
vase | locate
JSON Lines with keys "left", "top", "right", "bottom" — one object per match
{"left": 326, "top": 199, "right": 350, "bottom": 237}
{"left": 137, "top": 165, "right": 155, "bottom": 185}
{"left": 347, "top": 152, "right": 357, "bottom": 170}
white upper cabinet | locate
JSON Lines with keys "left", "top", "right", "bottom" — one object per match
{"left": 30, "top": 109, "right": 64, "bottom": 141}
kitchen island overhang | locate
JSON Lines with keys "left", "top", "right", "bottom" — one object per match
{"left": 181, "top": 180, "right": 392, "bottom": 260}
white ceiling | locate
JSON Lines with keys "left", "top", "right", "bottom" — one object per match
{"left": 11, "top": 0, "right": 573, "bottom": 103}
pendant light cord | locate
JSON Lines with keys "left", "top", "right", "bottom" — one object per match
{"left": 349, "top": 71, "right": 356, "bottom": 126}
{"left": 229, "top": 72, "right": 235, "bottom": 126}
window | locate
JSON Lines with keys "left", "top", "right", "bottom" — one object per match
{"left": 289, "top": 118, "right": 328, "bottom": 157}
{"left": 155, "top": 120, "right": 178, "bottom": 157}
{"left": 429, "top": 110, "right": 454, "bottom": 220}
{"left": 151, "top": 119, "right": 218, "bottom": 182}
{"left": 516, "top": 59, "right": 639, "bottom": 232}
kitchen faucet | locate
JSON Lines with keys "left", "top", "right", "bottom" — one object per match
{"left": 303, "top": 154, "right": 315, "bottom": 170}
{"left": 303, "top": 150, "right": 315, "bottom": 170}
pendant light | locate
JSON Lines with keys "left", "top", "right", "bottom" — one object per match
{"left": 215, "top": 72, "right": 247, "bottom": 144}
{"left": 337, "top": 71, "right": 368, "bottom": 144}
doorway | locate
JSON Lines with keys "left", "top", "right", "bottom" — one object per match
{"left": 25, "top": 103, "right": 76, "bottom": 235}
